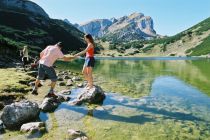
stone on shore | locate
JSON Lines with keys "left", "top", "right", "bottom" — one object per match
{"left": 27, "top": 71, "right": 38, "bottom": 78}
{"left": 0, "top": 102, "right": 4, "bottom": 110}
{"left": 0, "top": 120, "right": 4, "bottom": 132}
{"left": 72, "top": 76, "right": 81, "bottom": 81}
{"left": 20, "top": 122, "right": 45, "bottom": 133}
{"left": 29, "top": 81, "right": 43, "bottom": 87}
{"left": 69, "top": 86, "right": 105, "bottom": 105}
{"left": 66, "top": 79, "right": 74, "bottom": 86}
{"left": 58, "top": 82, "right": 66, "bottom": 86}
{"left": 63, "top": 75, "right": 70, "bottom": 79}
{"left": 68, "top": 129, "right": 88, "bottom": 140}
{"left": 0, "top": 100, "right": 40, "bottom": 129}
{"left": 57, "top": 77, "right": 64, "bottom": 81}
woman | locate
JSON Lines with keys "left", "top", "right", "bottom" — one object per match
{"left": 74, "top": 34, "right": 95, "bottom": 89}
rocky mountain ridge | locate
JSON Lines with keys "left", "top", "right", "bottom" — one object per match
{"left": 73, "top": 12, "right": 157, "bottom": 41}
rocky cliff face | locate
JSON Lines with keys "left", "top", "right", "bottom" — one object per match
{"left": 78, "top": 19, "right": 113, "bottom": 37}
{"left": 0, "top": 0, "right": 49, "bottom": 18}
{"left": 75, "top": 12, "right": 157, "bottom": 41}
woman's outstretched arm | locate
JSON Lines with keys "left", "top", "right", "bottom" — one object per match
{"left": 74, "top": 44, "right": 93, "bottom": 57}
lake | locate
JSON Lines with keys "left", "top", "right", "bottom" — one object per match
{"left": 49, "top": 57, "right": 210, "bottom": 140}
{"left": 5, "top": 57, "right": 210, "bottom": 140}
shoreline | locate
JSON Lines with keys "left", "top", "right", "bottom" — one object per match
{"left": 94, "top": 55, "right": 210, "bottom": 58}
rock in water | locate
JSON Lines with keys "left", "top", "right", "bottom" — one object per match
{"left": 70, "top": 86, "right": 105, "bottom": 105}
{"left": 39, "top": 97, "right": 59, "bottom": 112}
{"left": 39, "top": 94, "right": 70, "bottom": 112}
{"left": 57, "top": 95, "right": 71, "bottom": 102}
{"left": 58, "top": 89, "right": 71, "bottom": 95}
{"left": 77, "top": 83, "right": 84, "bottom": 88}
{"left": 20, "top": 122, "right": 45, "bottom": 133}
{"left": 0, "top": 100, "right": 40, "bottom": 129}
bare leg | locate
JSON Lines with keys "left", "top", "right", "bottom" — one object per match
{"left": 82, "top": 66, "right": 89, "bottom": 87}
{"left": 50, "top": 81, "right": 56, "bottom": 90}
{"left": 31, "top": 79, "right": 40, "bottom": 95}
{"left": 48, "top": 81, "right": 56, "bottom": 93}
{"left": 86, "top": 67, "right": 93, "bottom": 89}
{"left": 34, "top": 79, "right": 40, "bottom": 90}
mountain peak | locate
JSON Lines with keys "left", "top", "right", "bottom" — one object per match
{"left": 129, "top": 12, "right": 144, "bottom": 19}
{"left": 74, "top": 12, "right": 157, "bottom": 41}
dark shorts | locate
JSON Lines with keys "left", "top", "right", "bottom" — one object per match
{"left": 37, "top": 64, "right": 57, "bottom": 82}
{"left": 22, "top": 57, "right": 28, "bottom": 65}
{"left": 84, "top": 57, "right": 95, "bottom": 67}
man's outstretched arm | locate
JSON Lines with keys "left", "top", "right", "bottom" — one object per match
{"left": 63, "top": 56, "right": 75, "bottom": 61}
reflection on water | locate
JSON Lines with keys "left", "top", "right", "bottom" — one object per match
{"left": 39, "top": 75, "right": 210, "bottom": 139}
{"left": 36, "top": 58, "right": 210, "bottom": 139}
{"left": 57, "top": 57, "right": 210, "bottom": 97}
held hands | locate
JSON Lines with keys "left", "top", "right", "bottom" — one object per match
{"left": 73, "top": 54, "right": 81, "bottom": 59}
{"left": 68, "top": 56, "right": 76, "bottom": 61}
{"left": 63, "top": 56, "right": 75, "bottom": 61}
{"left": 68, "top": 55, "right": 81, "bottom": 60}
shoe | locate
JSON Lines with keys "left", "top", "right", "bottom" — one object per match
{"left": 46, "top": 92, "right": 58, "bottom": 98}
{"left": 31, "top": 89, "right": 38, "bottom": 95}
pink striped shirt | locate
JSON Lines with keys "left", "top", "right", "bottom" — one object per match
{"left": 39, "top": 45, "right": 64, "bottom": 67}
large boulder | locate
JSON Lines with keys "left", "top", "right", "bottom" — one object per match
{"left": 39, "top": 95, "right": 70, "bottom": 112}
{"left": 20, "top": 122, "right": 46, "bottom": 134}
{"left": 1, "top": 100, "right": 40, "bottom": 129}
{"left": 70, "top": 86, "right": 106, "bottom": 105}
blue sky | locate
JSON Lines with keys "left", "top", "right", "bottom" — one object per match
{"left": 31, "top": 0, "right": 210, "bottom": 36}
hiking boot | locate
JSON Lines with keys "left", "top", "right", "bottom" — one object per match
{"left": 31, "top": 89, "right": 38, "bottom": 95}
{"left": 45, "top": 92, "right": 58, "bottom": 98}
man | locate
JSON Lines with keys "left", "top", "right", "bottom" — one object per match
{"left": 31, "top": 42, "right": 74, "bottom": 97}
